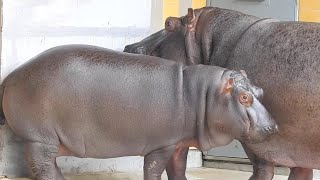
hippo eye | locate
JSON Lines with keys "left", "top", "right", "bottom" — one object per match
{"left": 239, "top": 93, "right": 253, "bottom": 107}
{"left": 165, "top": 19, "right": 175, "bottom": 32}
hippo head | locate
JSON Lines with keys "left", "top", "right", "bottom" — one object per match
{"left": 124, "top": 8, "right": 201, "bottom": 63}
{"left": 207, "top": 70, "right": 278, "bottom": 146}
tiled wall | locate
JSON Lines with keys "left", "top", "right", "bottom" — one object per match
{"left": 299, "top": 0, "right": 320, "bottom": 22}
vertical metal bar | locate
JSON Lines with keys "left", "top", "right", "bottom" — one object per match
{"left": 150, "top": 0, "right": 163, "bottom": 33}
{"left": 296, "top": 0, "right": 300, "bottom": 21}
{"left": 0, "top": 0, "right": 2, "bottom": 80}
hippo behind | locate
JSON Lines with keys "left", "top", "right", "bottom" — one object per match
{"left": 124, "top": 6, "right": 320, "bottom": 180}
{"left": 0, "top": 44, "right": 277, "bottom": 180}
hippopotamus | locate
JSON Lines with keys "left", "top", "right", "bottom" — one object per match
{"left": 124, "top": 7, "right": 320, "bottom": 180}
{"left": 0, "top": 44, "right": 277, "bottom": 180}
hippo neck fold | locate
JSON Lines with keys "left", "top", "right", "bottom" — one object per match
{"left": 193, "top": 7, "right": 259, "bottom": 66}
{"left": 183, "top": 65, "right": 224, "bottom": 151}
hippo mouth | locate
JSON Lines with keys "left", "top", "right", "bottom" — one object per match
{"left": 242, "top": 125, "right": 279, "bottom": 144}
{"left": 126, "top": 44, "right": 161, "bottom": 56}
{"left": 241, "top": 112, "right": 279, "bottom": 144}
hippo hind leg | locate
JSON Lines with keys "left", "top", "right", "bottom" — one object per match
{"left": 165, "top": 147, "right": 189, "bottom": 180}
{"left": 25, "top": 141, "right": 65, "bottom": 180}
{"left": 144, "top": 145, "right": 176, "bottom": 180}
{"left": 288, "top": 167, "right": 313, "bottom": 180}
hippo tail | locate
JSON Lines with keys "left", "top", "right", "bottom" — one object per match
{"left": 0, "top": 84, "right": 5, "bottom": 125}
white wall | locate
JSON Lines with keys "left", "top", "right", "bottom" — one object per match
{"left": 1, "top": 0, "right": 202, "bottom": 177}
{"left": 2, "top": 0, "right": 151, "bottom": 78}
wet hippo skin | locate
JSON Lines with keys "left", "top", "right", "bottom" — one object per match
{"left": 0, "top": 45, "right": 277, "bottom": 180}
{"left": 124, "top": 7, "right": 320, "bottom": 180}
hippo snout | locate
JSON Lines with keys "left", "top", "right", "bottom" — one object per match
{"left": 123, "top": 45, "right": 131, "bottom": 52}
{"left": 246, "top": 120, "right": 279, "bottom": 144}
{"left": 124, "top": 45, "right": 147, "bottom": 55}
{"left": 262, "top": 124, "right": 279, "bottom": 134}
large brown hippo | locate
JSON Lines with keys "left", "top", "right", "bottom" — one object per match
{"left": 124, "top": 7, "right": 320, "bottom": 180}
{"left": 0, "top": 44, "right": 277, "bottom": 180}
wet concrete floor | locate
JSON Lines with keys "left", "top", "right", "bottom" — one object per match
{"left": 4, "top": 168, "right": 289, "bottom": 180}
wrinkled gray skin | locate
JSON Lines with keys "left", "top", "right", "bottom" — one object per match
{"left": 124, "top": 7, "right": 320, "bottom": 180}
{"left": 0, "top": 45, "right": 277, "bottom": 180}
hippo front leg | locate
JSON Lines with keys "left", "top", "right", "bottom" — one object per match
{"left": 241, "top": 142, "right": 274, "bottom": 180}
{"left": 25, "top": 141, "right": 65, "bottom": 180}
{"left": 165, "top": 147, "right": 189, "bottom": 180}
{"left": 288, "top": 167, "right": 313, "bottom": 180}
{"left": 144, "top": 145, "right": 176, "bottom": 180}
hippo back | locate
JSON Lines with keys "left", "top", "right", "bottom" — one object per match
{"left": 2, "top": 45, "right": 185, "bottom": 158}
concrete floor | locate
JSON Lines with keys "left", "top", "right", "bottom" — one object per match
{"left": 4, "top": 168, "right": 289, "bottom": 180}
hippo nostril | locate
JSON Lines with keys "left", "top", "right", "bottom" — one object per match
{"left": 135, "top": 46, "right": 147, "bottom": 54}
{"left": 262, "top": 125, "right": 279, "bottom": 134}
{"left": 263, "top": 126, "right": 271, "bottom": 134}
{"left": 267, "top": 126, "right": 272, "bottom": 131}
{"left": 273, "top": 124, "right": 279, "bottom": 133}
{"left": 123, "top": 45, "right": 146, "bottom": 54}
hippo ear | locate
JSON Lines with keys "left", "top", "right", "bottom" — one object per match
{"left": 184, "top": 8, "right": 195, "bottom": 26}
{"left": 240, "top": 70, "right": 248, "bottom": 78}
{"left": 187, "top": 8, "right": 195, "bottom": 23}
{"left": 222, "top": 78, "right": 234, "bottom": 94}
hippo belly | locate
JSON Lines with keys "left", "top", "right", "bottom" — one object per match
{"left": 2, "top": 45, "right": 185, "bottom": 158}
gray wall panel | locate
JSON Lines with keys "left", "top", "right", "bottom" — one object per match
{"left": 208, "top": 0, "right": 297, "bottom": 21}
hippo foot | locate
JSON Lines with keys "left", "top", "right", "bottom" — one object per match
{"left": 248, "top": 161, "right": 274, "bottom": 180}
{"left": 26, "top": 142, "right": 65, "bottom": 180}
{"left": 288, "top": 167, "right": 313, "bottom": 180}
{"left": 167, "top": 176, "right": 187, "bottom": 180}
{"left": 144, "top": 145, "right": 176, "bottom": 180}
{"left": 249, "top": 173, "right": 273, "bottom": 180}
